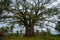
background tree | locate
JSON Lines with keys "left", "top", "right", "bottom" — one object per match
{"left": 0, "top": 26, "right": 9, "bottom": 35}
{"left": 55, "top": 21, "right": 60, "bottom": 34}
{"left": 0, "top": 0, "right": 58, "bottom": 37}
{"left": 9, "top": 25, "right": 15, "bottom": 33}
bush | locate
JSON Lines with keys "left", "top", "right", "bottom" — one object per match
{"left": 0, "top": 32, "right": 4, "bottom": 38}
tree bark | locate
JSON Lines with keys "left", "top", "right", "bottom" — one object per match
{"left": 24, "top": 25, "right": 35, "bottom": 37}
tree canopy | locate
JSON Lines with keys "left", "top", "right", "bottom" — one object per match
{"left": 0, "top": 0, "right": 58, "bottom": 37}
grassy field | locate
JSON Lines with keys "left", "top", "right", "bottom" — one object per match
{"left": 4, "top": 36, "right": 43, "bottom": 40}
{"left": 3, "top": 35, "right": 60, "bottom": 40}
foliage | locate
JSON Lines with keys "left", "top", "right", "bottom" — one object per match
{"left": 0, "top": 0, "right": 10, "bottom": 10}
{"left": 0, "top": 27, "right": 9, "bottom": 33}
{"left": 0, "top": 0, "right": 58, "bottom": 37}
{"left": 0, "top": 25, "right": 14, "bottom": 35}
{"left": 55, "top": 21, "right": 60, "bottom": 32}
{"left": 0, "top": 0, "right": 58, "bottom": 26}
{"left": 9, "top": 25, "right": 15, "bottom": 33}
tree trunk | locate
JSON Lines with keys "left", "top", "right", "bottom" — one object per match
{"left": 24, "top": 25, "right": 35, "bottom": 37}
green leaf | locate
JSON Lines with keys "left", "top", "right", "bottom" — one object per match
{"left": 39, "top": 6, "right": 45, "bottom": 10}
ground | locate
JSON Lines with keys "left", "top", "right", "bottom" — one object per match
{"left": 3, "top": 35, "right": 60, "bottom": 40}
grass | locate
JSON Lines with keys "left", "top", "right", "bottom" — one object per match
{"left": 3, "top": 35, "right": 60, "bottom": 40}
{"left": 3, "top": 36, "right": 43, "bottom": 40}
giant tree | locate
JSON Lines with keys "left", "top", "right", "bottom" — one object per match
{"left": 0, "top": 0, "right": 58, "bottom": 37}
